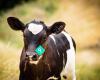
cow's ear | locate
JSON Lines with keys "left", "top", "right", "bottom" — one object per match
{"left": 7, "top": 17, "right": 25, "bottom": 31}
{"left": 48, "top": 22, "right": 65, "bottom": 34}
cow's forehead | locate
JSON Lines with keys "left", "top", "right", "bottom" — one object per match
{"left": 28, "top": 23, "right": 43, "bottom": 35}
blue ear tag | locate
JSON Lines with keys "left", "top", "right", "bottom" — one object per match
{"left": 35, "top": 45, "right": 45, "bottom": 56}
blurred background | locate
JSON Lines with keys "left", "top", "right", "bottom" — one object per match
{"left": 0, "top": 0, "right": 100, "bottom": 80}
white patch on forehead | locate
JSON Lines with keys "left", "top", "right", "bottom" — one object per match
{"left": 28, "top": 23, "right": 43, "bottom": 35}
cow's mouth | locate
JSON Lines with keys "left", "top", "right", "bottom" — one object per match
{"left": 28, "top": 55, "right": 43, "bottom": 64}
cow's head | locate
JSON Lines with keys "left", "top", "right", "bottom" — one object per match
{"left": 7, "top": 17, "right": 65, "bottom": 62}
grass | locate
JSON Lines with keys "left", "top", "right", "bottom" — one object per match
{"left": 0, "top": 41, "right": 20, "bottom": 80}
{"left": 76, "top": 64, "right": 100, "bottom": 80}
{"left": 76, "top": 49, "right": 100, "bottom": 80}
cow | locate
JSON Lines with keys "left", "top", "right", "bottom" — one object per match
{"left": 7, "top": 17, "right": 76, "bottom": 80}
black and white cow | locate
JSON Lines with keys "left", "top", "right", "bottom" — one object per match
{"left": 7, "top": 17, "right": 76, "bottom": 80}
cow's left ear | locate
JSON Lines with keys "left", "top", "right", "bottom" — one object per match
{"left": 48, "top": 22, "right": 65, "bottom": 34}
{"left": 7, "top": 17, "right": 25, "bottom": 31}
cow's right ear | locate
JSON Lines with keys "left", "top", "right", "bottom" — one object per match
{"left": 7, "top": 17, "right": 25, "bottom": 31}
{"left": 48, "top": 22, "right": 65, "bottom": 34}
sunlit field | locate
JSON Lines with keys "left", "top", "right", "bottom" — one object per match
{"left": 0, "top": 41, "right": 20, "bottom": 80}
{"left": 0, "top": 0, "right": 100, "bottom": 80}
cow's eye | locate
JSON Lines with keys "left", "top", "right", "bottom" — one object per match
{"left": 24, "top": 35, "right": 26, "bottom": 39}
{"left": 43, "top": 35, "right": 46, "bottom": 40}
{"left": 34, "top": 36, "right": 38, "bottom": 41}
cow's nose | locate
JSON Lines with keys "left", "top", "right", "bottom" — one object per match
{"left": 32, "top": 54, "right": 38, "bottom": 61}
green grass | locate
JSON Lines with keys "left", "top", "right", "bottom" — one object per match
{"left": 76, "top": 64, "right": 100, "bottom": 80}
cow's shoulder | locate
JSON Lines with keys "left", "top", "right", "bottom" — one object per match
{"left": 48, "top": 31, "right": 76, "bottom": 51}
{"left": 47, "top": 31, "right": 70, "bottom": 51}
{"left": 61, "top": 31, "right": 76, "bottom": 51}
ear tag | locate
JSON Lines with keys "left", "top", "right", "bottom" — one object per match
{"left": 35, "top": 45, "right": 45, "bottom": 56}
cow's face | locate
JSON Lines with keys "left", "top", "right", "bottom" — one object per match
{"left": 7, "top": 17, "right": 65, "bottom": 62}
{"left": 23, "top": 21, "right": 48, "bottom": 61}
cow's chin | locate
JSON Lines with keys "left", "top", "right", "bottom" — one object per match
{"left": 29, "top": 55, "right": 43, "bottom": 65}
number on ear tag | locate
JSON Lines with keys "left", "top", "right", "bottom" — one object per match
{"left": 35, "top": 45, "right": 45, "bottom": 55}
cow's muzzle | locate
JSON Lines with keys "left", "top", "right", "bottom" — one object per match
{"left": 26, "top": 52, "right": 38, "bottom": 61}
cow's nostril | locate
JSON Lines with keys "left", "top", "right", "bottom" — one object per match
{"left": 32, "top": 54, "right": 37, "bottom": 61}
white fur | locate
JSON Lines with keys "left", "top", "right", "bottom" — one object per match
{"left": 50, "top": 32, "right": 76, "bottom": 80}
{"left": 49, "top": 34, "right": 56, "bottom": 43}
{"left": 28, "top": 23, "right": 43, "bottom": 35}
{"left": 47, "top": 76, "right": 58, "bottom": 80}
{"left": 61, "top": 31, "right": 76, "bottom": 80}
{"left": 49, "top": 34, "right": 60, "bottom": 56}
